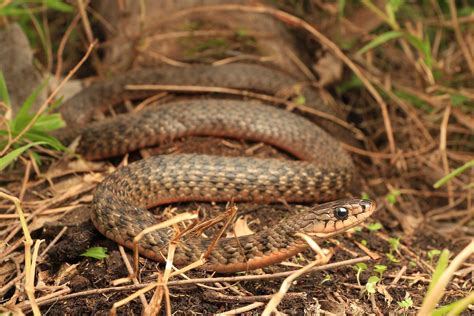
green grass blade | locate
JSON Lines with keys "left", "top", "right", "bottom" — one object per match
{"left": 432, "top": 292, "right": 474, "bottom": 316}
{"left": 434, "top": 160, "right": 474, "bottom": 189}
{"left": 13, "top": 77, "right": 50, "bottom": 132}
{"left": 24, "top": 131, "right": 65, "bottom": 151}
{"left": 0, "top": 71, "right": 11, "bottom": 107}
{"left": 357, "top": 31, "right": 404, "bottom": 55}
{"left": 0, "top": 142, "right": 46, "bottom": 171}
{"left": 426, "top": 249, "right": 450, "bottom": 295}
{"left": 44, "top": 0, "right": 74, "bottom": 12}
{"left": 405, "top": 34, "right": 432, "bottom": 68}
{"left": 32, "top": 113, "right": 65, "bottom": 132}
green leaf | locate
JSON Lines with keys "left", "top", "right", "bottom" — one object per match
{"left": 388, "top": 237, "right": 401, "bottom": 252}
{"left": 389, "top": 0, "right": 404, "bottom": 13}
{"left": 0, "top": 142, "right": 46, "bottom": 171}
{"left": 405, "top": 34, "right": 432, "bottom": 68}
{"left": 338, "top": 0, "right": 346, "bottom": 17}
{"left": 450, "top": 94, "right": 469, "bottom": 107}
{"left": 398, "top": 294, "right": 413, "bottom": 308}
{"left": 337, "top": 74, "right": 363, "bottom": 93}
{"left": 12, "top": 78, "right": 50, "bottom": 132}
{"left": 367, "top": 222, "right": 383, "bottom": 231}
{"left": 361, "top": 192, "right": 371, "bottom": 200}
{"left": 434, "top": 160, "right": 474, "bottom": 189}
{"left": 386, "top": 253, "right": 400, "bottom": 263}
{"left": 0, "top": 71, "right": 10, "bottom": 107}
{"left": 31, "top": 113, "right": 65, "bottom": 132}
{"left": 357, "top": 31, "right": 404, "bottom": 55}
{"left": 386, "top": 189, "right": 401, "bottom": 205}
{"left": 23, "top": 130, "right": 65, "bottom": 151}
{"left": 374, "top": 264, "right": 387, "bottom": 276}
{"left": 366, "top": 276, "right": 380, "bottom": 294}
{"left": 354, "top": 262, "right": 368, "bottom": 272}
{"left": 427, "top": 249, "right": 442, "bottom": 261}
{"left": 394, "top": 90, "right": 431, "bottom": 112}
{"left": 0, "top": 5, "right": 31, "bottom": 16}
{"left": 320, "top": 274, "right": 332, "bottom": 284}
{"left": 294, "top": 95, "right": 306, "bottom": 105}
{"left": 44, "top": 0, "right": 74, "bottom": 12}
{"left": 80, "top": 247, "right": 108, "bottom": 260}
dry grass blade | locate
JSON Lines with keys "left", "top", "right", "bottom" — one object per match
{"left": 262, "top": 233, "right": 330, "bottom": 315}
{"left": 109, "top": 283, "right": 157, "bottom": 316}
{"left": 0, "top": 192, "right": 41, "bottom": 315}
{"left": 133, "top": 212, "right": 198, "bottom": 275}
{"left": 216, "top": 302, "right": 265, "bottom": 315}
{"left": 447, "top": 0, "right": 474, "bottom": 74}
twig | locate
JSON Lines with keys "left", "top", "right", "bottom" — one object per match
{"left": 439, "top": 104, "right": 453, "bottom": 205}
{"left": 262, "top": 233, "right": 328, "bottom": 315}
{"left": 447, "top": 0, "right": 474, "bottom": 74}
{"left": 216, "top": 302, "right": 264, "bottom": 315}
{"left": 55, "top": 13, "right": 81, "bottom": 81}
{"left": 0, "top": 192, "right": 42, "bottom": 315}
{"left": 77, "top": 0, "right": 94, "bottom": 44}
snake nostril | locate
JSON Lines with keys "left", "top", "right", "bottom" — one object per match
{"left": 334, "top": 207, "right": 349, "bottom": 220}
{"left": 360, "top": 200, "right": 371, "bottom": 212}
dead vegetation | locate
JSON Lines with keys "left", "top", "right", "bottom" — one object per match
{"left": 0, "top": 1, "right": 473, "bottom": 315}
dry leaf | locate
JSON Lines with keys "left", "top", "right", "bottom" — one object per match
{"left": 226, "top": 215, "right": 255, "bottom": 238}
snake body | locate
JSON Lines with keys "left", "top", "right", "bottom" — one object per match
{"left": 59, "top": 63, "right": 351, "bottom": 143}
{"left": 61, "top": 64, "right": 375, "bottom": 272}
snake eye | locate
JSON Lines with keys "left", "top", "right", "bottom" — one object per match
{"left": 334, "top": 207, "right": 349, "bottom": 220}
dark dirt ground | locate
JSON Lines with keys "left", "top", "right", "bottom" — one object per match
{"left": 1, "top": 1, "right": 473, "bottom": 315}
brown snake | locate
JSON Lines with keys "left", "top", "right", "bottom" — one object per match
{"left": 61, "top": 64, "right": 375, "bottom": 272}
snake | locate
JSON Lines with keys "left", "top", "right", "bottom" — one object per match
{"left": 61, "top": 64, "right": 375, "bottom": 273}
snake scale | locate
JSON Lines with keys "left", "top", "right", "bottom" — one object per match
{"left": 60, "top": 63, "right": 375, "bottom": 272}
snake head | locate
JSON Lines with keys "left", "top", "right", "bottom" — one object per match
{"left": 300, "top": 199, "right": 376, "bottom": 238}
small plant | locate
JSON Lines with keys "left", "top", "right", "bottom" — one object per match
{"left": 0, "top": 72, "right": 65, "bottom": 171}
{"left": 358, "top": 0, "right": 433, "bottom": 71}
{"left": 373, "top": 264, "right": 387, "bottom": 279}
{"left": 80, "top": 247, "right": 108, "bottom": 260}
{"left": 384, "top": 237, "right": 401, "bottom": 263}
{"left": 386, "top": 253, "right": 400, "bottom": 263}
{"left": 388, "top": 237, "right": 400, "bottom": 252}
{"left": 427, "top": 249, "right": 442, "bottom": 262}
{"left": 293, "top": 95, "right": 306, "bottom": 106}
{"left": 385, "top": 189, "right": 401, "bottom": 205}
{"left": 353, "top": 262, "right": 368, "bottom": 286}
{"left": 397, "top": 293, "right": 413, "bottom": 310}
{"left": 366, "top": 222, "right": 383, "bottom": 231}
{"left": 361, "top": 192, "right": 371, "bottom": 200}
{"left": 320, "top": 274, "right": 332, "bottom": 285}
{"left": 365, "top": 276, "right": 380, "bottom": 294}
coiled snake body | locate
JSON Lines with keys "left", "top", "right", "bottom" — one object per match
{"left": 61, "top": 64, "right": 375, "bottom": 272}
